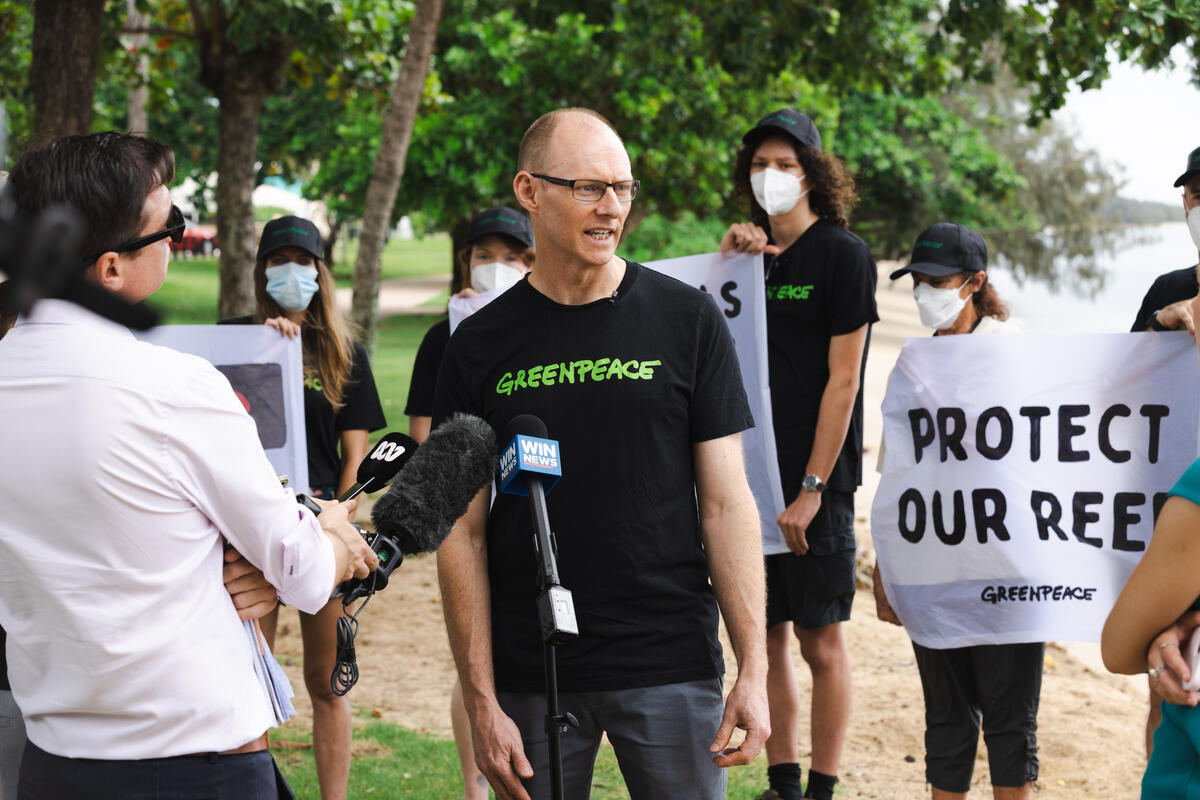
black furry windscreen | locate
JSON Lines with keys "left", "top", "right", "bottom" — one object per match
{"left": 370, "top": 413, "right": 497, "bottom": 554}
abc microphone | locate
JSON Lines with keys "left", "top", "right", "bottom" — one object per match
{"left": 499, "top": 414, "right": 577, "bottom": 643}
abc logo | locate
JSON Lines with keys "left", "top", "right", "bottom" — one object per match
{"left": 370, "top": 441, "right": 408, "bottom": 462}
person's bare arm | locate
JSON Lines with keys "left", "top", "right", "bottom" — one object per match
{"left": 694, "top": 433, "right": 770, "bottom": 767}
{"left": 777, "top": 323, "right": 868, "bottom": 554}
{"left": 437, "top": 489, "right": 533, "bottom": 800}
{"left": 1103, "top": 496, "right": 1200, "bottom": 678}
{"left": 336, "top": 428, "right": 370, "bottom": 518}
{"left": 410, "top": 415, "right": 432, "bottom": 444}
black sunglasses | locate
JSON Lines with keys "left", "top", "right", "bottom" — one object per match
{"left": 85, "top": 205, "right": 186, "bottom": 264}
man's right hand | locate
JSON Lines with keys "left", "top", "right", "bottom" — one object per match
{"left": 471, "top": 701, "right": 534, "bottom": 800}
{"left": 1153, "top": 295, "right": 1200, "bottom": 333}
{"left": 719, "top": 222, "right": 780, "bottom": 256}
{"left": 313, "top": 497, "right": 378, "bottom": 582}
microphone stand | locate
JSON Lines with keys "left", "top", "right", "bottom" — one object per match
{"left": 526, "top": 476, "right": 578, "bottom": 800}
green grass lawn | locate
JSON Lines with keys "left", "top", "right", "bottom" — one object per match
{"left": 274, "top": 715, "right": 773, "bottom": 799}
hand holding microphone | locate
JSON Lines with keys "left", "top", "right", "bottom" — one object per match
{"left": 311, "top": 497, "right": 379, "bottom": 583}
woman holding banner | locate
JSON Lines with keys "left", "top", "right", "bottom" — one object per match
{"left": 223, "top": 215, "right": 387, "bottom": 800}
{"left": 720, "top": 108, "right": 877, "bottom": 800}
{"left": 873, "top": 222, "right": 1042, "bottom": 800}
{"left": 1103, "top": 438, "right": 1200, "bottom": 799}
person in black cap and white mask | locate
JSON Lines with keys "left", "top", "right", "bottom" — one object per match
{"left": 874, "top": 222, "right": 1037, "bottom": 800}
{"left": 720, "top": 108, "right": 878, "bottom": 800}
{"left": 1126, "top": 145, "right": 1200, "bottom": 758}
{"left": 404, "top": 206, "right": 533, "bottom": 800}
{"left": 406, "top": 207, "right": 534, "bottom": 442}
{"left": 1131, "top": 145, "right": 1200, "bottom": 335}
{"left": 221, "top": 214, "right": 387, "bottom": 800}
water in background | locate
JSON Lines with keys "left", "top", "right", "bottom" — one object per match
{"left": 992, "top": 222, "right": 1197, "bottom": 333}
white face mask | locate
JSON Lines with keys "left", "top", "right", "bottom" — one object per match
{"left": 750, "top": 168, "right": 807, "bottom": 216}
{"left": 1187, "top": 207, "right": 1200, "bottom": 251}
{"left": 470, "top": 261, "right": 525, "bottom": 294}
{"left": 913, "top": 281, "right": 969, "bottom": 330}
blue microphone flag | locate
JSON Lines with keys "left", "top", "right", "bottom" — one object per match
{"left": 499, "top": 433, "right": 562, "bottom": 496}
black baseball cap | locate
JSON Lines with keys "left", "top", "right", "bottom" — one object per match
{"left": 743, "top": 108, "right": 822, "bottom": 152}
{"left": 889, "top": 222, "right": 988, "bottom": 280}
{"left": 466, "top": 207, "right": 534, "bottom": 249}
{"left": 1173, "top": 145, "right": 1200, "bottom": 188}
{"left": 257, "top": 215, "right": 323, "bottom": 260}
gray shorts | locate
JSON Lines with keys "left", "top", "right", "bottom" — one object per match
{"left": 497, "top": 678, "right": 726, "bottom": 800}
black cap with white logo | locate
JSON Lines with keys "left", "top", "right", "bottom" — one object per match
{"left": 466, "top": 207, "right": 534, "bottom": 249}
{"left": 257, "top": 215, "right": 323, "bottom": 261}
{"left": 743, "top": 108, "right": 822, "bottom": 152}
{"left": 889, "top": 222, "right": 988, "bottom": 280}
{"left": 1173, "top": 145, "right": 1200, "bottom": 188}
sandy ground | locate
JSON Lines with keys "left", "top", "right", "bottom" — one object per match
{"left": 273, "top": 274, "right": 1151, "bottom": 798}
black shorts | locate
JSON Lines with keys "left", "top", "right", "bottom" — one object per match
{"left": 912, "top": 641, "right": 1043, "bottom": 793}
{"left": 765, "top": 490, "right": 856, "bottom": 630}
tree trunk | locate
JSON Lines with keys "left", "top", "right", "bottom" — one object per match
{"left": 324, "top": 217, "right": 345, "bottom": 269}
{"left": 213, "top": 90, "right": 264, "bottom": 319}
{"left": 31, "top": 0, "right": 105, "bottom": 139}
{"left": 192, "top": 5, "right": 291, "bottom": 320}
{"left": 351, "top": 0, "right": 444, "bottom": 350}
{"left": 126, "top": 0, "right": 149, "bottom": 134}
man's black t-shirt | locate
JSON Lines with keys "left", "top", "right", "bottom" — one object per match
{"left": 1, "top": 625, "right": 7, "bottom": 691}
{"left": 433, "top": 261, "right": 753, "bottom": 694}
{"left": 764, "top": 220, "right": 878, "bottom": 496}
{"left": 219, "top": 317, "right": 387, "bottom": 491}
{"left": 1131, "top": 265, "right": 1199, "bottom": 331}
{"left": 405, "top": 318, "right": 450, "bottom": 418}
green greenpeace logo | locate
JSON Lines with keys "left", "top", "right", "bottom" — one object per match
{"left": 273, "top": 226, "right": 313, "bottom": 239}
{"left": 496, "top": 356, "right": 662, "bottom": 397}
{"left": 915, "top": 240, "right": 943, "bottom": 249}
{"left": 476, "top": 211, "right": 520, "bottom": 226}
{"left": 766, "top": 114, "right": 796, "bottom": 126}
{"left": 767, "top": 284, "right": 814, "bottom": 301}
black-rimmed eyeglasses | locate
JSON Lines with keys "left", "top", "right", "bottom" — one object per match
{"left": 85, "top": 205, "right": 186, "bottom": 263}
{"left": 530, "top": 174, "right": 640, "bottom": 203}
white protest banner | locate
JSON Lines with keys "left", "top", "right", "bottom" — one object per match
{"left": 872, "top": 331, "right": 1200, "bottom": 648}
{"left": 644, "top": 252, "right": 787, "bottom": 552}
{"left": 136, "top": 326, "right": 309, "bottom": 491}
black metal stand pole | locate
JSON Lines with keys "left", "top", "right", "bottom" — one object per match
{"left": 527, "top": 479, "right": 577, "bottom": 800}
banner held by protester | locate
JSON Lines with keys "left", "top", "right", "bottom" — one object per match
{"left": 872, "top": 330, "right": 1200, "bottom": 647}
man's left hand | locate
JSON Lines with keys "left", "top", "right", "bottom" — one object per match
{"left": 223, "top": 547, "right": 278, "bottom": 621}
{"left": 777, "top": 491, "right": 821, "bottom": 555}
{"left": 710, "top": 672, "right": 770, "bottom": 767}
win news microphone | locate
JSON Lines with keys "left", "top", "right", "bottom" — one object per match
{"left": 499, "top": 414, "right": 578, "bottom": 643}
{"left": 371, "top": 412, "right": 498, "bottom": 557}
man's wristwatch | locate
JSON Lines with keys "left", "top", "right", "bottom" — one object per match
{"left": 801, "top": 474, "right": 826, "bottom": 493}
{"left": 1150, "top": 310, "right": 1172, "bottom": 332}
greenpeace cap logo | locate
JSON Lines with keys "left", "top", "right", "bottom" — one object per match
{"left": 477, "top": 211, "right": 519, "bottom": 226}
{"left": 369, "top": 440, "right": 408, "bottom": 462}
{"left": 766, "top": 114, "right": 796, "bottom": 126}
{"left": 915, "top": 240, "right": 944, "bottom": 249}
{"left": 272, "top": 226, "right": 314, "bottom": 239}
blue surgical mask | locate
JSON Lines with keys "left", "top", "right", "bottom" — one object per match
{"left": 265, "top": 263, "right": 319, "bottom": 312}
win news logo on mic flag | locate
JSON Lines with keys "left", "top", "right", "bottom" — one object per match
{"left": 499, "top": 434, "right": 562, "bottom": 496}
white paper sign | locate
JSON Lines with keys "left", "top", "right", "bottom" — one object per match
{"left": 136, "top": 326, "right": 309, "bottom": 491}
{"left": 872, "top": 331, "right": 1200, "bottom": 647}
{"left": 644, "top": 252, "right": 787, "bottom": 552}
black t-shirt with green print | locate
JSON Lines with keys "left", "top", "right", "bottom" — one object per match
{"left": 432, "top": 261, "right": 753, "bottom": 694}
{"left": 764, "top": 219, "right": 878, "bottom": 496}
